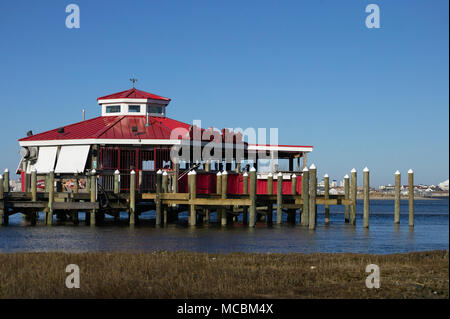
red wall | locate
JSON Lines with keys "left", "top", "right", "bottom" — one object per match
{"left": 178, "top": 172, "right": 302, "bottom": 195}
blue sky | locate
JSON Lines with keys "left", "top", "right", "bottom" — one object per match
{"left": 0, "top": 0, "right": 448, "bottom": 186}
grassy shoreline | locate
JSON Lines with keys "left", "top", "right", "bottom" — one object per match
{"left": 0, "top": 250, "right": 448, "bottom": 299}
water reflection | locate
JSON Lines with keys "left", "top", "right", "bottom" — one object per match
{"left": 0, "top": 199, "right": 448, "bottom": 254}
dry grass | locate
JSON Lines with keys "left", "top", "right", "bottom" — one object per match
{"left": 0, "top": 250, "right": 448, "bottom": 299}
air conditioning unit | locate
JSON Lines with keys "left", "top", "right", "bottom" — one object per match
{"left": 20, "top": 147, "right": 38, "bottom": 159}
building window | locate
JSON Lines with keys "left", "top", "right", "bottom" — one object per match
{"left": 129, "top": 105, "right": 141, "bottom": 113}
{"left": 142, "top": 160, "right": 155, "bottom": 171}
{"left": 106, "top": 105, "right": 121, "bottom": 113}
{"left": 147, "top": 105, "right": 163, "bottom": 115}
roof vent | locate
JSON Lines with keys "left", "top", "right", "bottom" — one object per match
{"left": 57, "top": 127, "right": 65, "bottom": 134}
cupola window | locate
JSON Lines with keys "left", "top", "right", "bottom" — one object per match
{"left": 147, "top": 105, "right": 163, "bottom": 116}
{"left": 106, "top": 105, "right": 121, "bottom": 113}
{"left": 128, "top": 105, "right": 141, "bottom": 113}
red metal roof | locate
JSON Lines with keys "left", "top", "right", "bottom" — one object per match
{"left": 18, "top": 116, "right": 190, "bottom": 142}
{"left": 97, "top": 88, "right": 171, "bottom": 101}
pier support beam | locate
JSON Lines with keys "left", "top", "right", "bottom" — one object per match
{"left": 344, "top": 175, "right": 350, "bottom": 223}
{"left": 216, "top": 172, "right": 222, "bottom": 223}
{"left": 300, "top": 167, "right": 309, "bottom": 226}
{"left": 162, "top": 171, "right": 168, "bottom": 225}
{"left": 114, "top": 170, "right": 120, "bottom": 195}
{"left": 289, "top": 174, "right": 297, "bottom": 224}
{"left": 363, "top": 167, "right": 370, "bottom": 228}
{"left": 0, "top": 174, "right": 4, "bottom": 226}
{"left": 394, "top": 170, "right": 401, "bottom": 224}
{"left": 188, "top": 170, "right": 197, "bottom": 226}
{"left": 350, "top": 168, "right": 357, "bottom": 226}
{"left": 90, "top": 170, "right": 97, "bottom": 227}
{"left": 242, "top": 172, "right": 248, "bottom": 225}
{"left": 3, "top": 169, "right": 9, "bottom": 193}
{"left": 249, "top": 167, "right": 257, "bottom": 227}
{"left": 267, "top": 173, "right": 273, "bottom": 225}
{"left": 235, "top": 162, "right": 241, "bottom": 173}
{"left": 47, "top": 170, "right": 54, "bottom": 226}
{"left": 155, "top": 170, "right": 162, "bottom": 226}
{"left": 408, "top": 169, "right": 414, "bottom": 227}
{"left": 221, "top": 171, "right": 228, "bottom": 226}
{"left": 31, "top": 169, "right": 37, "bottom": 202}
{"left": 30, "top": 169, "right": 37, "bottom": 226}
{"left": 204, "top": 161, "right": 211, "bottom": 223}
{"left": 129, "top": 170, "right": 136, "bottom": 226}
{"left": 324, "top": 174, "right": 330, "bottom": 225}
{"left": 309, "top": 164, "right": 317, "bottom": 230}
{"left": 276, "top": 172, "right": 283, "bottom": 224}
{"left": 73, "top": 173, "right": 79, "bottom": 194}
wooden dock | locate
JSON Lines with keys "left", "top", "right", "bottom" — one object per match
{"left": 0, "top": 167, "right": 415, "bottom": 228}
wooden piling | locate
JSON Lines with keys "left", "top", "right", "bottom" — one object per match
{"left": 204, "top": 161, "right": 211, "bottom": 223}
{"left": 309, "top": 164, "right": 317, "bottom": 230}
{"left": 90, "top": 170, "right": 97, "bottom": 226}
{"left": 114, "top": 170, "right": 120, "bottom": 195}
{"left": 28, "top": 168, "right": 38, "bottom": 225}
{"left": 267, "top": 173, "right": 274, "bottom": 194}
{"left": 300, "top": 167, "right": 309, "bottom": 226}
{"left": 289, "top": 174, "right": 297, "bottom": 224}
{"left": 344, "top": 174, "right": 350, "bottom": 223}
{"left": 221, "top": 171, "right": 228, "bottom": 226}
{"left": 394, "top": 170, "right": 401, "bottom": 224}
{"left": 291, "top": 174, "right": 297, "bottom": 195}
{"left": 188, "top": 170, "right": 197, "bottom": 226}
{"left": 174, "top": 162, "right": 180, "bottom": 193}
{"left": 0, "top": 174, "right": 4, "bottom": 226}
{"left": 73, "top": 173, "right": 79, "bottom": 193}
{"left": 31, "top": 168, "right": 37, "bottom": 202}
{"left": 350, "top": 168, "right": 357, "bottom": 226}
{"left": 204, "top": 161, "right": 211, "bottom": 172}
{"left": 47, "top": 170, "right": 54, "bottom": 226}
{"left": 162, "top": 171, "right": 168, "bottom": 225}
{"left": 324, "top": 174, "right": 330, "bottom": 225}
{"left": 408, "top": 169, "right": 414, "bottom": 227}
{"left": 276, "top": 172, "right": 283, "bottom": 224}
{"left": 363, "top": 167, "right": 370, "bottom": 228}
{"left": 267, "top": 173, "right": 273, "bottom": 225}
{"left": 129, "top": 170, "right": 136, "bottom": 226}
{"left": 249, "top": 167, "right": 257, "bottom": 227}
{"left": 242, "top": 172, "right": 248, "bottom": 225}
{"left": 216, "top": 171, "right": 222, "bottom": 223}
{"left": 155, "top": 170, "right": 162, "bottom": 225}
{"left": 138, "top": 170, "right": 143, "bottom": 193}
{"left": 3, "top": 169, "right": 9, "bottom": 193}
{"left": 45, "top": 174, "right": 50, "bottom": 193}
{"left": 25, "top": 171, "right": 30, "bottom": 193}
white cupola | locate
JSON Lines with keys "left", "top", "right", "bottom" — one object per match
{"left": 97, "top": 87, "right": 170, "bottom": 117}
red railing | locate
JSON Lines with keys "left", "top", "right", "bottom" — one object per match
{"left": 177, "top": 172, "right": 303, "bottom": 195}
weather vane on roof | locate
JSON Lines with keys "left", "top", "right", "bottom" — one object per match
{"left": 129, "top": 77, "right": 138, "bottom": 88}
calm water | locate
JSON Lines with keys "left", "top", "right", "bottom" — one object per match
{"left": 0, "top": 199, "right": 448, "bottom": 254}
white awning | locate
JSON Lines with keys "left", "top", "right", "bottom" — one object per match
{"left": 34, "top": 146, "right": 58, "bottom": 174}
{"left": 55, "top": 145, "right": 90, "bottom": 174}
